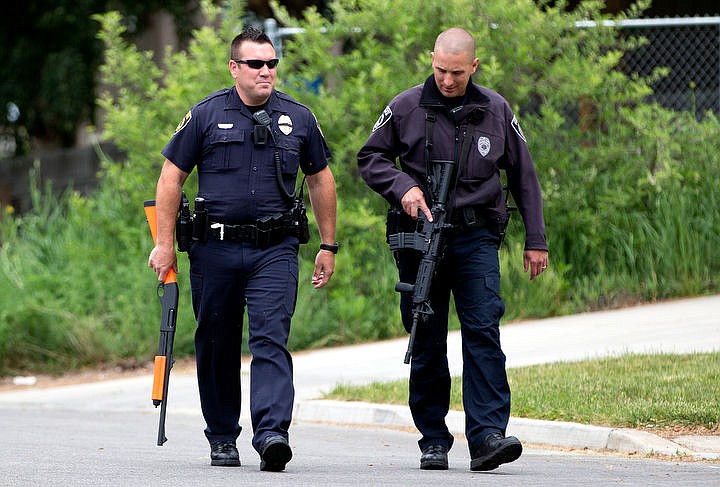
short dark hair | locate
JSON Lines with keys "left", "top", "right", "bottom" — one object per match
{"left": 230, "top": 27, "right": 273, "bottom": 59}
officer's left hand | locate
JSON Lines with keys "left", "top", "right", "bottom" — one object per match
{"left": 524, "top": 249, "right": 549, "bottom": 281}
{"left": 312, "top": 250, "right": 335, "bottom": 288}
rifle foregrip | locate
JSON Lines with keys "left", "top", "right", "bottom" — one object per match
{"left": 395, "top": 282, "right": 414, "bottom": 293}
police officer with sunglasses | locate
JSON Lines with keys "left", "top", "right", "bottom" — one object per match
{"left": 148, "top": 27, "right": 337, "bottom": 471}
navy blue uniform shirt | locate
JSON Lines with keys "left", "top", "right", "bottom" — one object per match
{"left": 163, "top": 87, "right": 330, "bottom": 224}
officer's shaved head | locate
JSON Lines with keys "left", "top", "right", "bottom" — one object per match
{"left": 434, "top": 28, "right": 476, "bottom": 59}
{"left": 431, "top": 28, "right": 478, "bottom": 98}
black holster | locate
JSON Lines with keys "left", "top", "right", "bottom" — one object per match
{"left": 290, "top": 195, "right": 310, "bottom": 244}
{"left": 176, "top": 196, "right": 207, "bottom": 252}
{"left": 255, "top": 202, "right": 309, "bottom": 248}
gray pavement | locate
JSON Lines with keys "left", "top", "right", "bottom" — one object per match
{"left": 1, "top": 294, "right": 719, "bottom": 483}
{"left": 3, "top": 408, "right": 718, "bottom": 487}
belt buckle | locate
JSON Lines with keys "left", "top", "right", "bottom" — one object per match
{"left": 210, "top": 222, "right": 225, "bottom": 240}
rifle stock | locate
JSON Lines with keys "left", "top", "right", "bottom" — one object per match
{"left": 144, "top": 200, "right": 178, "bottom": 446}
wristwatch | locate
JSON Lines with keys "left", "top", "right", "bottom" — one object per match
{"left": 319, "top": 242, "right": 340, "bottom": 254}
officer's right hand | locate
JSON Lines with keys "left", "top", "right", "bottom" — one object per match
{"left": 148, "top": 244, "right": 178, "bottom": 282}
{"left": 401, "top": 186, "right": 433, "bottom": 222}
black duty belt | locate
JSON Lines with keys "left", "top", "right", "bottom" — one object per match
{"left": 207, "top": 221, "right": 258, "bottom": 243}
{"left": 449, "top": 207, "right": 490, "bottom": 228}
{"left": 449, "top": 207, "right": 508, "bottom": 239}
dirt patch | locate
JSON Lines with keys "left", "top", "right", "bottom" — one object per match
{"left": 640, "top": 424, "right": 720, "bottom": 439}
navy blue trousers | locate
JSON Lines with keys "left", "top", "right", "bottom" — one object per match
{"left": 188, "top": 237, "right": 298, "bottom": 453}
{"left": 397, "top": 227, "right": 509, "bottom": 454}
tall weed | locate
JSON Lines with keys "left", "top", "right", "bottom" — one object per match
{"left": 1, "top": 0, "right": 719, "bottom": 375}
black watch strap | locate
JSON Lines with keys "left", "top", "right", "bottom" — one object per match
{"left": 319, "top": 242, "right": 340, "bottom": 254}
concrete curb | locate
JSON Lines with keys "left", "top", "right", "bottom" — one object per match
{"left": 294, "top": 399, "right": 718, "bottom": 460}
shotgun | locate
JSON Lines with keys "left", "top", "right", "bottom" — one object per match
{"left": 144, "top": 200, "right": 178, "bottom": 446}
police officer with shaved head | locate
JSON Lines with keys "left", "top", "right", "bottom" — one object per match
{"left": 358, "top": 27, "right": 548, "bottom": 472}
{"left": 148, "top": 26, "right": 337, "bottom": 471}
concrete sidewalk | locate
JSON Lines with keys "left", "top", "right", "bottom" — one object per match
{"left": 1, "top": 295, "right": 719, "bottom": 460}
{"left": 290, "top": 294, "right": 720, "bottom": 460}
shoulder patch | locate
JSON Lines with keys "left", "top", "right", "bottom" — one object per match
{"left": 372, "top": 106, "right": 393, "bottom": 132}
{"left": 310, "top": 113, "right": 325, "bottom": 138}
{"left": 511, "top": 115, "right": 526, "bottom": 143}
{"left": 175, "top": 110, "right": 192, "bottom": 134}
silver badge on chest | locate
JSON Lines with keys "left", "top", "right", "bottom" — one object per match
{"left": 278, "top": 114, "right": 293, "bottom": 135}
{"left": 477, "top": 136, "right": 491, "bottom": 157}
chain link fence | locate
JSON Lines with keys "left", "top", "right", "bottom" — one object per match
{"left": 267, "top": 16, "right": 720, "bottom": 117}
{"left": 582, "top": 17, "right": 720, "bottom": 117}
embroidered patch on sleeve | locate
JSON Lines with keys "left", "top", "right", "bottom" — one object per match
{"left": 372, "top": 106, "right": 393, "bottom": 132}
{"left": 511, "top": 115, "right": 526, "bottom": 143}
{"left": 175, "top": 110, "right": 192, "bottom": 134}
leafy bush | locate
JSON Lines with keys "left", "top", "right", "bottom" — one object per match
{"left": 0, "top": 0, "right": 718, "bottom": 375}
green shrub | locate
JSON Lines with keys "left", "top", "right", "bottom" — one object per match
{"left": 1, "top": 0, "right": 718, "bottom": 375}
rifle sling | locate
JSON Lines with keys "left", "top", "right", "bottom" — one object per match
{"left": 424, "top": 108, "right": 481, "bottom": 222}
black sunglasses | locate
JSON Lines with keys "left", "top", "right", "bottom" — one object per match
{"left": 233, "top": 58, "right": 279, "bottom": 69}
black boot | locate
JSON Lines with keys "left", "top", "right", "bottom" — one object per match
{"left": 210, "top": 441, "right": 241, "bottom": 467}
{"left": 470, "top": 433, "right": 522, "bottom": 471}
{"left": 420, "top": 444, "right": 449, "bottom": 470}
{"left": 260, "top": 435, "right": 293, "bottom": 472}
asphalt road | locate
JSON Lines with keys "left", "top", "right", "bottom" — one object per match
{"left": 2, "top": 407, "right": 718, "bottom": 487}
{"left": 2, "top": 295, "right": 719, "bottom": 485}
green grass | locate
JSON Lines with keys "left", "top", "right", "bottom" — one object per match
{"left": 324, "top": 352, "right": 720, "bottom": 432}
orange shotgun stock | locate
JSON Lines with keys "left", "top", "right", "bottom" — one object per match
{"left": 144, "top": 200, "right": 179, "bottom": 446}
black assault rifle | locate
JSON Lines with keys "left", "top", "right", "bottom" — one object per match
{"left": 387, "top": 159, "right": 457, "bottom": 364}
{"left": 144, "top": 200, "right": 179, "bottom": 446}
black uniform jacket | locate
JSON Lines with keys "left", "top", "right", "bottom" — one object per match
{"left": 357, "top": 75, "right": 547, "bottom": 251}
